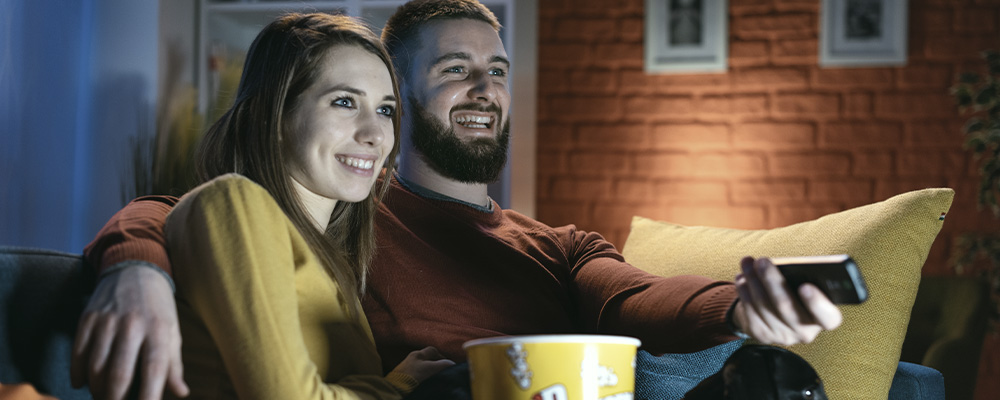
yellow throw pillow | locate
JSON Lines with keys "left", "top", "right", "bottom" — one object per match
{"left": 621, "top": 188, "right": 954, "bottom": 400}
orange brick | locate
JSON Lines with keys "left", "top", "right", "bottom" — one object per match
{"left": 852, "top": 152, "right": 895, "bottom": 177}
{"left": 554, "top": 18, "right": 618, "bottom": 42}
{"left": 809, "top": 179, "right": 875, "bottom": 204}
{"left": 732, "top": 180, "right": 808, "bottom": 204}
{"left": 690, "top": 153, "right": 769, "bottom": 178}
{"left": 662, "top": 205, "right": 768, "bottom": 229}
{"left": 568, "top": 151, "right": 633, "bottom": 175}
{"left": 734, "top": 13, "right": 815, "bottom": 34}
{"left": 536, "top": 123, "right": 575, "bottom": 151}
{"left": 822, "top": 122, "right": 904, "bottom": 148}
{"left": 548, "top": 95, "right": 622, "bottom": 121}
{"left": 907, "top": 121, "right": 964, "bottom": 147}
{"left": 550, "top": 177, "right": 613, "bottom": 200}
{"left": 898, "top": 64, "right": 955, "bottom": 89}
{"left": 843, "top": 92, "right": 873, "bottom": 117}
{"left": 538, "top": 44, "right": 589, "bottom": 70}
{"left": 955, "top": 8, "right": 997, "bottom": 33}
{"left": 896, "top": 150, "right": 968, "bottom": 177}
{"left": 536, "top": 151, "right": 566, "bottom": 177}
{"left": 733, "top": 122, "right": 816, "bottom": 149}
{"left": 650, "top": 124, "right": 730, "bottom": 150}
{"left": 592, "top": 43, "right": 643, "bottom": 67}
{"left": 875, "top": 93, "right": 957, "bottom": 119}
{"left": 596, "top": 203, "right": 674, "bottom": 229}
{"left": 613, "top": 178, "right": 656, "bottom": 202}
{"left": 652, "top": 180, "right": 730, "bottom": 202}
{"left": 537, "top": 70, "right": 568, "bottom": 95}
{"left": 568, "top": 68, "right": 619, "bottom": 94}
{"left": 774, "top": 93, "right": 840, "bottom": 117}
{"left": 874, "top": 178, "right": 953, "bottom": 201}
{"left": 815, "top": 68, "right": 894, "bottom": 87}
{"left": 619, "top": 17, "right": 644, "bottom": 43}
{"left": 925, "top": 35, "right": 998, "bottom": 61}
{"left": 919, "top": 8, "right": 953, "bottom": 33}
{"left": 577, "top": 124, "right": 649, "bottom": 150}
{"left": 769, "top": 204, "right": 844, "bottom": 228}
{"left": 624, "top": 96, "right": 697, "bottom": 120}
{"left": 773, "top": 39, "right": 818, "bottom": 64}
{"left": 770, "top": 153, "right": 851, "bottom": 176}
{"left": 733, "top": 67, "right": 809, "bottom": 89}
{"left": 698, "top": 94, "right": 771, "bottom": 120}
{"left": 634, "top": 153, "right": 695, "bottom": 178}
{"left": 620, "top": 69, "right": 732, "bottom": 94}
{"left": 730, "top": 40, "right": 770, "bottom": 67}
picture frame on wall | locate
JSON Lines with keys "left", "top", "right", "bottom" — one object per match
{"left": 644, "top": 0, "right": 728, "bottom": 74}
{"left": 819, "top": 0, "right": 908, "bottom": 67}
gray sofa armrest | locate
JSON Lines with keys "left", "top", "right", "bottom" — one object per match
{"left": 0, "top": 246, "right": 93, "bottom": 399}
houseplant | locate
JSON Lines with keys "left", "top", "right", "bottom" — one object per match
{"left": 950, "top": 49, "right": 1000, "bottom": 327}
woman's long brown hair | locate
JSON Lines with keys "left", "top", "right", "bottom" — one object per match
{"left": 194, "top": 13, "right": 401, "bottom": 313}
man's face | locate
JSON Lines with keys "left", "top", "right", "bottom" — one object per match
{"left": 404, "top": 18, "right": 512, "bottom": 184}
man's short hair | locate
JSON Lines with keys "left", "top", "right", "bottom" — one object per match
{"left": 381, "top": 0, "right": 501, "bottom": 76}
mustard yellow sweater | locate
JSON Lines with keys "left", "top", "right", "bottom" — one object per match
{"left": 164, "top": 174, "right": 415, "bottom": 399}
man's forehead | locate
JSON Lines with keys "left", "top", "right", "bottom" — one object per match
{"left": 416, "top": 18, "right": 507, "bottom": 62}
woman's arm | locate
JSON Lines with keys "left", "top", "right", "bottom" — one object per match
{"left": 166, "top": 175, "right": 412, "bottom": 399}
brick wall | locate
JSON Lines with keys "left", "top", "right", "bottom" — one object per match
{"left": 536, "top": 0, "right": 1000, "bottom": 279}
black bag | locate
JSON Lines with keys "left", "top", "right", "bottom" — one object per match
{"left": 683, "top": 345, "right": 827, "bottom": 400}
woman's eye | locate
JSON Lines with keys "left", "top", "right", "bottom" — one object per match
{"left": 377, "top": 105, "right": 395, "bottom": 117}
{"left": 332, "top": 97, "right": 355, "bottom": 108}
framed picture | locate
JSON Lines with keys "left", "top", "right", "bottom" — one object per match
{"left": 819, "top": 0, "right": 908, "bottom": 67}
{"left": 644, "top": 0, "right": 728, "bottom": 74}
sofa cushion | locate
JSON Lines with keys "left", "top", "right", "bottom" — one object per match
{"left": 621, "top": 188, "right": 954, "bottom": 400}
{"left": 0, "top": 246, "right": 93, "bottom": 400}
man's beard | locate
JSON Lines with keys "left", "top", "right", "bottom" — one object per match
{"left": 409, "top": 97, "right": 511, "bottom": 184}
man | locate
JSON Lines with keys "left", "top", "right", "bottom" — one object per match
{"left": 72, "top": 1, "right": 842, "bottom": 399}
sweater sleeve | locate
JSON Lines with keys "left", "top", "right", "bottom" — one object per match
{"left": 560, "top": 227, "right": 739, "bottom": 355}
{"left": 165, "top": 175, "right": 411, "bottom": 400}
{"left": 83, "top": 195, "right": 178, "bottom": 276}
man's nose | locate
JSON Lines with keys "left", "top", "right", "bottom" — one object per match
{"left": 468, "top": 70, "right": 498, "bottom": 103}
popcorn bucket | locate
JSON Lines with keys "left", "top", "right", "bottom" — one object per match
{"left": 463, "top": 335, "right": 641, "bottom": 400}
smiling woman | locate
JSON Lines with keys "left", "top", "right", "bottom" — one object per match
{"left": 71, "top": 12, "right": 455, "bottom": 400}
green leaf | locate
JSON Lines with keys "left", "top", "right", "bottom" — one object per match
{"left": 966, "top": 117, "right": 986, "bottom": 134}
{"left": 956, "top": 88, "right": 974, "bottom": 108}
{"left": 976, "top": 85, "right": 997, "bottom": 106}
{"left": 959, "top": 72, "right": 982, "bottom": 85}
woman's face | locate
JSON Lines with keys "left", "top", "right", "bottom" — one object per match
{"left": 283, "top": 44, "right": 397, "bottom": 205}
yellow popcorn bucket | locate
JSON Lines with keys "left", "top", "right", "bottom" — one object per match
{"left": 463, "top": 335, "right": 641, "bottom": 400}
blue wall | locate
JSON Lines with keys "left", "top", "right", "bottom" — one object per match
{"left": 1, "top": 0, "right": 159, "bottom": 252}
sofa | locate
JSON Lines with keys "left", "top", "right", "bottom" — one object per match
{"left": 0, "top": 197, "right": 948, "bottom": 400}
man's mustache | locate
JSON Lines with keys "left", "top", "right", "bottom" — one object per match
{"left": 450, "top": 102, "right": 502, "bottom": 115}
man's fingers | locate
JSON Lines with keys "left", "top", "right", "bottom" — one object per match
{"left": 104, "top": 317, "right": 146, "bottom": 400}
{"left": 800, "top": 284, "right": 843, "bottom": 330}
{"left": 71, "top": 314, "right": 98, "bottom": 388}
{"left": 137, "top": 345, "right": 169, "bottom": 400}
{"left": 164, "top": 351, "right": 190, "bottom": 398}
{"left": 86, "top": 317, "right": 119, "bottom": 398}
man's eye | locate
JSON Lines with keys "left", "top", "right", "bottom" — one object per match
{"left": 444, "top": 66, "right": 465, "bottom": 73}
{"left": 332, "top": 97, "right": 355, "bottom": 108}
{"left": 377, "top": 105, "right": 395, "bottom": 117}
{"left": 489, "top": 68, "right": 507, "bottom": 77}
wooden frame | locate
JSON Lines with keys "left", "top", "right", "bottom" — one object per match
{"left": 644, "top": 0, "right": 728, "bottom": 74}
{"left": 819, "top": 0, "right": 908, "bottom": 67}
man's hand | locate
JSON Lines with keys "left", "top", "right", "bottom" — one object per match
{"left": 731, "top": 256, "right": 843, "bottom": 346}
{"left": 390, "top": 347, "right": 456, "bottom": 384}
{"left": 71, "top": 265, "right": 189, "bottom": 400}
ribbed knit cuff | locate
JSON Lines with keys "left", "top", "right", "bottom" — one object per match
{"left": 725, "top": 299, "right": 752, "bottom": 340}
{"left": 385, "top": 371, "right": 420, "bottom": 395}
{"left": 98, "top": 260, "right": 176, "bottom": 293}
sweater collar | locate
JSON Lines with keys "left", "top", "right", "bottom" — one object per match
{"left": 393, "top": 172, "right": 494, "bottom": 213}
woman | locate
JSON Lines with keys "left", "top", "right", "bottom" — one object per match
{"left": 162, "top": 13, "right": 453, "bottom": 399}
